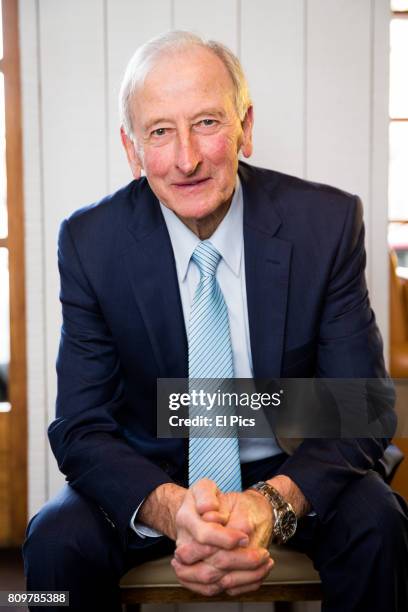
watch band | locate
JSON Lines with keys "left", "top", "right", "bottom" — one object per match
{"left": 252, "top": 482, "right": 286, "bottom": 508}
{"left": 250, "top": 481, "right": 297, "bottom": 544}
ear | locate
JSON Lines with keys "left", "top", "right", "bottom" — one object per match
{"left": 120, "top": 126, "right": 143, "bottom": 180}
{"left": 240, "top": 106, "right": 254, "bottom": 158}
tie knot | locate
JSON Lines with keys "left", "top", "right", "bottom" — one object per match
{"left": 191, "top": 241, "right": 221, "bottom": 277}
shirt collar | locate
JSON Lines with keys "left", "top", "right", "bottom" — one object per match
{"left": 160, "top": 176, "right": 243, "bottom": 282}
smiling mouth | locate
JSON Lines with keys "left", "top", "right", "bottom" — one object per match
{"left": 173, "top": 178, "right": 210, "bottom": 188}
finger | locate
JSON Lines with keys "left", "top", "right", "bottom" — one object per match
{"left": 201, "top": 510, "right": 229, "bottom": 525}
{"left": 225, "top": 513, "right": 253, "bottom": 536}
{"left": 209, "top": 547, "right": 271, "bottom": 572}
{"left": 191, "top": 479, "right": 221, "bottom": 514}
{"left": 193, "top": 521, "right": 249, "bottom": 549}
{"left": 171, "top": 558, "right": 225, "bottom": 585}
{"left": 219, "top": 558, "right": 274, "bottom": 590}
{"left": 178, "top": 503, "right": 249, "bottom": 549}
{"left": 226, "top": 581, "right": 263, "bottom": 596}
{"left": 175, "top": 541, "right": 218, "bottom": 565}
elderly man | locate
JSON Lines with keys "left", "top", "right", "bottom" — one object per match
{"left": 24, "top": 31, "right": 408, "bottom": 612}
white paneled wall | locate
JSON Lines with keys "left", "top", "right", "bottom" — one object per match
{"left": 19, "top": 0, "right": 48, "bottom": 514}
{"left": 106, "top": 0, "right": 173, "bottom": 191}
{"left": 306, "top": 0, "right": 372, "bottom": 205}
{"left": 241, "top": 0, "right": 305, "bottom": 176}
{"left": 174, "top": 0, "right": 239, "bottom": 52}
{"left": 19, "top": 3, "right": 389, "bottom": 610}
{"left": 37, "top": 0, "right": 110, "bottom": 495}
{"left": 370, "top": 0, "right": 391, "bottom": 344}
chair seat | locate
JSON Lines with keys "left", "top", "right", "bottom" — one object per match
{"left": 120, "top": 544, "right": 321, "bottom": 588}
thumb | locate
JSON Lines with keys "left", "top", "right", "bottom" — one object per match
{"left": 191, "top": 478, "right": 221, "bottom": 515}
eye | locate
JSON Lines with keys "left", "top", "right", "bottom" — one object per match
{"left": 194, "top": 118, "right": 219, "bottom": 133}
{"left": 151, "top": 127, "right": 167, "bottom": 137}
{"left": 200, "top": 119, "right": 217, "bottom": 127}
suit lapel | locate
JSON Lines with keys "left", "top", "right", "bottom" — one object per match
{"left": 240, "top": 164, "right": 292, "bottom": 378}
{"left": 124, "top": 181, "right": 188, "bottom": 377}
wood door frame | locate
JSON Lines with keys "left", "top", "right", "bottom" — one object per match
{"left": 1, "top": 0, "right": 27, "bottom": 546}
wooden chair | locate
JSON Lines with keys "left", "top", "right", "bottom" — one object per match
{"left": 120, "top": 543, "right": 322, "bottom": 611}
{"left": 390, "top": 249, "right": 408, "bottom": 378}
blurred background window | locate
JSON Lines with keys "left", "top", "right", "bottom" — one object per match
{"left": 389, "top": 0, "right": 408, "bottom": 278}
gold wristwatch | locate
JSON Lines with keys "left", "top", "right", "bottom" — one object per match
{"left": 250, "top": 481, "right": 297, "bottom": 544}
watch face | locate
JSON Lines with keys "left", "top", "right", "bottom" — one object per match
{"left": 279, "top": 511, "right": 297, "bottom": 541}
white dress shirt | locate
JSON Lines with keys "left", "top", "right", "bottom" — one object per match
{"left": 131, "top": 176, "right": 281, "bottom": 537}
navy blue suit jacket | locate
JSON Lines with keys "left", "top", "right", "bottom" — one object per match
{"left": 49, "top": 162, "right": 396, "bottom": 545}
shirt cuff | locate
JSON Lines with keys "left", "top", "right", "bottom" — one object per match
{"left": 130, "top": 499, "right": 163, "bottom": 538}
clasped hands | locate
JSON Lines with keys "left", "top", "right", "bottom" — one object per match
{"left": 172, "top": 479, "right": 274, "bottom": 596}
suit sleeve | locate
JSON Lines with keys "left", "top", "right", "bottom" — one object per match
{"left": 277, "top": 196, "right": 397, "bottom": 521}
{"left": 48, "top": 219, "right": 174, "bottom": 545}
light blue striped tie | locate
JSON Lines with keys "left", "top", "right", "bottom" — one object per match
{"left": 188, "top": 241, "right": 242, "bottom": 492}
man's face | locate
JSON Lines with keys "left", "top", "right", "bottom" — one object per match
{"left": 123, "top": 46, "right": 253, "bottom": 222}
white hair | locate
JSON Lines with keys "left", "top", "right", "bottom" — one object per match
{"left": 118, "top": 30, "right": 252, "bottom": 140}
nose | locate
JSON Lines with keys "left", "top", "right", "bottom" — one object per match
{"left": 175, "top": 131, "right": 201, "bottom": 175}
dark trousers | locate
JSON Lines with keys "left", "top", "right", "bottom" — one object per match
{"left": 23, "top": 454, "right": 408, "bottom": 611}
